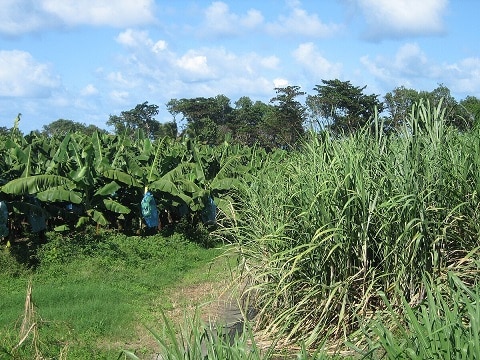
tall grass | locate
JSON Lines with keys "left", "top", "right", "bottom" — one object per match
{"left": 222, "top": 99, "right": 480, "bottom": 347}
{"left": 359, "top": 272, "right": 480, "bottom": 359}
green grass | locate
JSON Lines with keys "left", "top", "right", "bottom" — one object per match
{"left": 0, "top": 228, "right": 225, "bottom": 359}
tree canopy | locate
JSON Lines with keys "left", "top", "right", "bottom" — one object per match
{"left": 306, "top": 79, "right": 384, "bottom": 135}
{"left": 42, "top": 119, "right": 106, "bottom": 137}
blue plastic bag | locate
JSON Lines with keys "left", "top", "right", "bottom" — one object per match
{"left": 0, "top": 201, "right": 8, "bottom": 238}
{"left": 201, "top": 196, "right": 217, "bottom": 225}
{"left": 28, "top": 198, "right": 46, "bottom": 233}
{"left": 141, "top": 192, "right": 159, "bottom": 228}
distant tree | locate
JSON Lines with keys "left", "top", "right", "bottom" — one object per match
{"left": 459, "top": 95, "right": 480, "bottom": 129}
{"left": 156, "top": 121, "right": 178, "bottom": 139}
{"left": 42, "top": 119, "right": 105, "bottom": 137}
{"left": 384, "top": 86, "right": 422, "bottom": 131}
{"left": 306, "top": 79, "right": 384, "bottom": 135}
{"left": 265, "top": 85, "right": 306, "bottom": 149}
{"left": 0, "top": 126, "right": 9, "bottom": 143}
{"left": 427, "top": 84, "right": 469, "bottom": 129}
{"left": 166, "top": 95, "right": 233, "bottom": 144}
{"left": 385, "top": 84, "right": 473, "bottom": 131}
{"left": 107, "top": 101, "right": 160, "bottom": 139}
{"left": 231, "top": 96, "right": 273, "bottom": 146}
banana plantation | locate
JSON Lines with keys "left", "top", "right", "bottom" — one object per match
{"left": 0, "top": 127, "right": 269, "bottom": 241}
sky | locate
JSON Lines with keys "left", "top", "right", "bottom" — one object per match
{"left": 0, "top": 0, "right": 479, "bottom": 134}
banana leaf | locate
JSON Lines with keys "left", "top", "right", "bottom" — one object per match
{"left": 103, "top": 170, "right": 141, "bottom": 187}
{"left": 95, "top": 181, "right": 121, "bottom": 196}
{"left": 37, "top": 187, "right": 82, "bottom": 203}
{"left": 87, "top": 209, "right": 109, "bottom": 226}
{"left": 103, "top": 199, "right": 131, "bottom": 214}
{"left": 1, "top": 175, "right": 75, "bottom": 195}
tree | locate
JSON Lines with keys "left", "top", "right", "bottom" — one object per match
{"left": 231, "top": 97, "right": 273, "bottom": 146}
{"left": 42, "top": 119, "right": 106, "bottom": 137}
{"left": 166, "top": 95, "right": 233, "bottom": 144}
{"left": 156, "top": 121, "right": 178, "bottom": 139}
{"left": 385, "top": 84, "right": 473, "bottom": 131}
{"left": 384, "top": 86, "right": 422, "bottom": 131}
{"left": 306, "top": 79, "right": 384, "bottom": 135}
{"left": 265, "top": 85, "right": 306, "bottom": 148}
{"left": 107, "top": 102, "right": 160, "bottom": 139}
{"left": 459, "top": 96, "right": 480, "bottom": 129}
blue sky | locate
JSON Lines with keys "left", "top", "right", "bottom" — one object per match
{"left": 0, "top": 0, "right": 479, "bottom": 134}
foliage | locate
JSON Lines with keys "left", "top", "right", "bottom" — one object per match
{"left": 231, "top": 96, "right": 273, "bottom": 147}
{"left": 460, "top": 95, "right": 480, "bottom": 129}
{"left": 42, "top": 119, "right": 107, "bottom": 137}
{"left": 0, "top": 129, "right": 256, "bottom": 240}
{"left": 167, "top": 95, "right": 234, "bottom": 144}
{"left": 222, "top": 100, "right": 480, "bottom": 347}
{"left": 265, "top": 85, "right": 306, "bottom": 149}
{"left": 306, "top": 79, "right": 384, "bottom": 134}
{"left": 358, "top": 272, "right": 480, "bottom": 359}
{"left": 107, "top": 101, "right": 164, "bottom": 139}
{"left": 385, "top": 84, "right": 475, "bottom": 131}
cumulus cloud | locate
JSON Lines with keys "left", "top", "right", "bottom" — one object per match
{"left": 439, "top": 57, "right": 480, "bottom": 95}
{"left": 354, "top": 0, "right": 448, "bottom": 41}
{"left": 273, "top": 78, "right": 289, "bottom": 88}
{"left": 176, "top": 51, "right": 214, "bottom": 81}
{"left": 292, "top": 43, "right": 342, "bottom": 79}
{"left": 80, "top": 84, "right": 98, "bottom": 96}
{"left": 266, "top": 5, "right": 341, "bottom": 37}
{"left": 111, "top": 28, "right": 284, "bottom": 99}
{"left": 0, "top": 50, "right": 61, "bottom": 97}
{"left": 0, "top": 0, "right": 156, "bottom": 36}
{"left": 360, "top": 43, "right": 480, "bottom": 95}
{"left": 360, "top": 43, "right": 432, "bottom": 87}
{"left": 109, "top": 90, "right": 129, "bottom": 103}
{"left": 202, "top": 1, "right": 263, "bottom": 36}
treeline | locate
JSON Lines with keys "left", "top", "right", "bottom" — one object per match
{"left": 4, "top": 79, "right": 480, "bottom": 149}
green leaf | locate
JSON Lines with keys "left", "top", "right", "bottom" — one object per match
{"left": 103, "top": 199, "right": 131, "bottom": 214}
{"left": 1, "top": 175, "right": 75, "bottom": 195}
{"left": 95, "top": 181, "right": 121, "bottom": 196}
{"left": 54, "top": 225, "right": 70, "bottom": 232}
{"left": 148, "top": 178, "right": 182, "bottom": 196}
{"left": 37, "top": 187, "right": 82, "bottom": 203}
{"left": 210, "top": 177, "right": 242, "bottom": 191}
{"left": 103, "top": 170, "right": 141, "bottom": 187}
{"left": 89, "top": 210, "right": 109, "bottom": 226}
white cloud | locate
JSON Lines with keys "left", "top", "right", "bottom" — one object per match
{"left": 0, "top": 50, "right": 61, "bottom": 97}
{"left": 360, "top": 43, "right": 480, "bottom": 96}
{"left": 292, "top": 43, "right": 342, "bottom": 79}
{"left": 355, "top": 0, "right": 447, "bottom": 41}
{"left": 360, "top": 43, "right": 431, "bottom": 88}
{"left": 441, "top": 57, "right": 480, "bottom": 95}
{"left": 80, "top": 84, "right": 98, "bottom": 96}
{"left": 176, "top": 51, "right": 214, "bottom": 81}
{"left": 152, "top": 40, "right": 167, "bottom": 53}
{"left": 109, "top": 90, "right": 129, "bottom": 103}
{"left": 273, "top": 78, "right": 289, "bottom": 88}
{"left": 266, "top": 6, "right": 340, "bottom": 37}
{"left": 116, "top": 29, "right": 150, "bottom": 48}
{"left": 0, "top": 0, "right": 156, "bottom": 36}
{"left": 203, "top": 1, "right": 263, "bottom": 36}
{"left": 41, "top": 0, "right": 156, "bottom": 27}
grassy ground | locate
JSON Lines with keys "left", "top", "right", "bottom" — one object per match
{"left": 0, "top": 227, "right": 233, "bottom": 359}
